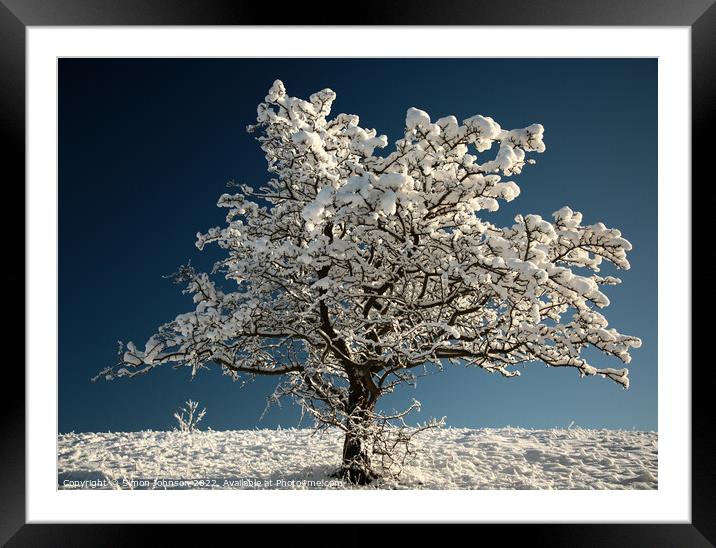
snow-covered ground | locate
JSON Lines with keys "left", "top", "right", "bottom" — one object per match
{"left": 58, "top": 428, "right": 657, "bottom": 490}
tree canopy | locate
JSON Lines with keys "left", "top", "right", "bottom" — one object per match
{"left": 96, "top": 80, "right": 641, "bottom": 482}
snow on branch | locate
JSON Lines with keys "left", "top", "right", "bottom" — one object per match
{"left": 173, "top": 399, "right": 206, "bottom": 433}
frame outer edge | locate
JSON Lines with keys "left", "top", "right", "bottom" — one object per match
{"left": 0, "top": 0, "right": 714, "bottom": 26}
{"left": 0, "top": 0, "right": 27, "bottom": 546}
{"left": 692, "top": 1, "right": 716, "bottom": 545}
{"left": 4, "top": 0, "right": 713, "bottom": 543}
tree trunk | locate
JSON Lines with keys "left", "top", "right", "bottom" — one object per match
{"left": 341, "top": 378, "right": 377, "bottom": 485}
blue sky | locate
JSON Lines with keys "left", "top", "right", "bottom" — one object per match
{"left": 58, "top": 58, "right": 657, "bottom": 433}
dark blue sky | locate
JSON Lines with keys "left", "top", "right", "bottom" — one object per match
{"left": 59, "top": 58, "right": 657, "bottom": 433}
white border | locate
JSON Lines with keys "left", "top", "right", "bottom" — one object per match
{"left": 27, "top": 27, "right": 691, "bottom": 523}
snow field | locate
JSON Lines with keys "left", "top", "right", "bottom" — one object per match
{"left": 58, "top": 427, "right": 657, "bottom": 490}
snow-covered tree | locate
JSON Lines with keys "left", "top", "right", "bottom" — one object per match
{"left": 95, "top": 80, "right": 641, "bottom": 484}
{"left": 173, "top": 399, "right": 206, "bottom": 433}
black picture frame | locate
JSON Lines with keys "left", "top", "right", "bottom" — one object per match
{"left": 3, "top": 0, "right": 709, "bottom": 544}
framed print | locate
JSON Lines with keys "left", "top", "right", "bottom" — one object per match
{"left": 4, "top": 0, "right": 711, "bottom": 544}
